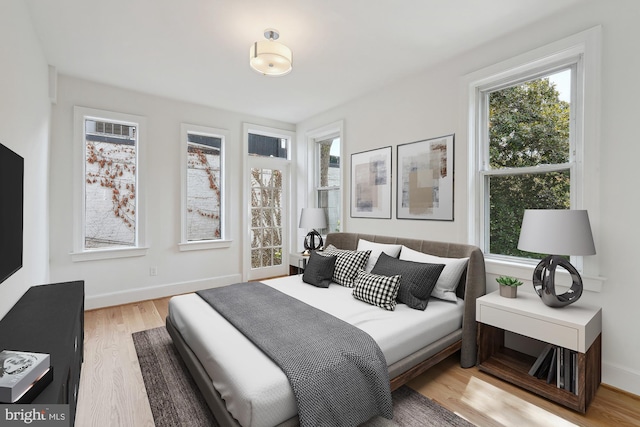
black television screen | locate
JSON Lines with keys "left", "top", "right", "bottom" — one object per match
{"left": 0, "top": 142, "right": 24, "bottom": 284}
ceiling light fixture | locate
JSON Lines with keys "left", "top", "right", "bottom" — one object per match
{"left": 249, "top": 29, "right": 292, "bottom": 76}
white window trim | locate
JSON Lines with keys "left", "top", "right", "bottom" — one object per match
{"left": 178, "top": 123, "right": 231, "bottom": 252}
{"left": 242, "top": 123, "right": 295, "bottom": 281}
{"left": 464, "top": 26, "right": 605, "bottom": 291}
{"left": 71, "top": 106, "right": 148, "bottom": 262}
{"left": 306, "top": 120, "right": 345, "bottom": 234}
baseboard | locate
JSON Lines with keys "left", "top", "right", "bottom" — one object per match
{"left": 84, "top": 274, "right": 243, "bottom": 310}
{"left": 603, "top": 361, "right": 640, "bottom": 397}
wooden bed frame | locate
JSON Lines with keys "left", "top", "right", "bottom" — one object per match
{"left": 166, "top": 232, "right": 486, "bottom": 427}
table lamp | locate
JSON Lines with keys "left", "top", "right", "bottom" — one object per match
{"left": 299, "top": 208, "right": 327, "bottom": 254}
{"left": 517, "top": 209, "right": 596, "bottom": 307}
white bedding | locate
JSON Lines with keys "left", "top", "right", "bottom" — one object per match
{"left": 168, "top": 275, "right": 464, "bottom": 427}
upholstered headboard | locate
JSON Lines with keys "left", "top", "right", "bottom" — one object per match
{"left": 324, "top": 232, "right": 486, "bottom": 368}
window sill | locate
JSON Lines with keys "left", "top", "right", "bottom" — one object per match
{"left": 178, "top": 239, "right": 232, "bottom": 252}
{"left": 485, "top": 257, "right": 606, "bottom": 293}
{"left": 71, "top": 247, "right": 149, "bottom": 262}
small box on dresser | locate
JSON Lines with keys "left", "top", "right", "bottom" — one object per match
{"left": 0, "top": 350, "right": 51, "bottom": 403}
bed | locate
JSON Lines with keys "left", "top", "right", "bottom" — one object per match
{"left": 166, "top": 232, "right": 486, "bottom": 427}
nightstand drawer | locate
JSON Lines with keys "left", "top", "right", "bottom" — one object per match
{"left": 479, "top": 304, "right": 579, "bottom": 350}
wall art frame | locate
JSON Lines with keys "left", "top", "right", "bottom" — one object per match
{"left": 350, "top": 146, "right": 392, "bottom": 219}
{"left": 397, "top": 134, "right": 454, "bottom": 221}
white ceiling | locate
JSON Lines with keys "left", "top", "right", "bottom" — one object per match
{"left": 26, "top": 0, "right": 584, "bottom": 123}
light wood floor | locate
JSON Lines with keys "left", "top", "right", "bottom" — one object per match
{"left": 76, "top": 297, "right": 640, "bottom": 427}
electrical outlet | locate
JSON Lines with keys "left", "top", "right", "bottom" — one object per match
{"left": 150, "top": 266, "right": 158, "bottom": 276}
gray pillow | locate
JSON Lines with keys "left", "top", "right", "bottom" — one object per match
{"left": 302, "top": 250, "right": 337, "bottom": 288}
{"left": 399, "top": 246, "right": 469, "bottom": 302}
{"left": 371, "top": 252, "right": 445, "bottom": 310}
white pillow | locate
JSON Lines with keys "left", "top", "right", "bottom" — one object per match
{"left": 357, "top": 239, "right": 402, "bottom": 273}
{"left": 399, "top": 246, "right": 469, "bottom": 302}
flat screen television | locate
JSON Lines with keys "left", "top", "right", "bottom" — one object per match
{"left": 0, "top": 142, "right": 24, "bottom": 284}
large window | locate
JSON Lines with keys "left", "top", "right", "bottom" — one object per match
{"left": 316, "top": 136, "right": 341, "bottom": 234}
{"left": 180, "top": 124, "right": 228, "bottom": 250}
{"left": 307, "top": 121, "right": 344, "bottom": 237}
{"left": 469, "top": 28, "right": 601, "bottom": 276}
{"left": 73, "top": 107, "right": 147, "bottom": 260}
{"left": 481, "top": 68, "right": 573, "bottom": 259}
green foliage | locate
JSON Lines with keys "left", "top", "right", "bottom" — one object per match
{"left": 496, "top": 276, "right": 523, "bottom": 287}
{"left": 488, "top": 78, "right": 571, "bottom": 258}
{"left": 489, "top": 79, "right": 570, "bottom": 168}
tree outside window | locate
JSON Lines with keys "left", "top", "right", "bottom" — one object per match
{"left": 317, "top": 137, "right": 340, "bottom": 235}
{"left": 484, "top": 69, "right": 572, "bottom": 258}
{"left": 247, "top": 132, "right": 288, "bottom": 270}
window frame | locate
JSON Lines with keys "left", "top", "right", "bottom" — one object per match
{"left": 306, "top": 121, "right": 344, "bottom": 237}
{"left": 72, "top": 106, "right": 148, "bottom": 261}
{"left": 178, "top": 123, "right": 231, "bottom": 251}
{"left": 478, "top": 63, "right": 578, "bottom": 263}
{"left": 465, "top": 27, "right": 603, "bottom": 291}
{"left": 315, "top": 135, "right": 341, "bottom": 235}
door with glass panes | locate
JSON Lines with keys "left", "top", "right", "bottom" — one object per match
{"left": 247, "top": 156, "right": 289, "bottom": 280}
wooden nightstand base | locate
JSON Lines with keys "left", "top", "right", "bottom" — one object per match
{"left": 477, "top": 323, "right": 601, "bottom": 413}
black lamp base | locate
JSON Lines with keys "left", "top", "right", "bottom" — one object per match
{"left": 532, "top": 255, "right": 583, "bottom": 307}
{"left": 303, "top": 230, "right": 323, "bottom": 252}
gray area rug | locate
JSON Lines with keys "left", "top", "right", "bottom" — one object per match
{"left": 132, "top": 327, "right": 475, "bottom": 427}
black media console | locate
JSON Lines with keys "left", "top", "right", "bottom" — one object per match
{"left": 0, "top": 281, "right": 84, "bottom": 425}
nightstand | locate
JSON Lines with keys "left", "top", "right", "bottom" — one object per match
{"left": 289, "top": 252, "right": 309, "bottom": 275}
{"left": 476, "top": 290, "right": 602, "bottom": 413}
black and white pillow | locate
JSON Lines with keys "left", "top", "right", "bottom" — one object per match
{"left": 371, "top": 252, "right": 445, "bottom": 310}
{"left": 352, "top": 270, "right": 401, "bottom": 311}
{"left": 302, "top": 251, "right": 337, "bottom": 288}
{"left": 319, "top": 245, "right": 371, "bottom": 287}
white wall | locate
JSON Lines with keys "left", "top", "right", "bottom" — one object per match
{"left": 296, "top": 0, "right": 640, "bottom": 395}
{"left": 49, "top": 76, "right": 294, "bottom": 309}
{"left": 0, "top": 0, "right": 51, "bottom": 318}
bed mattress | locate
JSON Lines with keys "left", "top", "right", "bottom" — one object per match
{"left": 167, "top": 275, "right": 464, "bottom": 427}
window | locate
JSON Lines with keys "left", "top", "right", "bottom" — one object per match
{"left": 180, "top": 124, "right": 229, "bottom": 251}
{"left": 73, "top": 107, "right": 147, "bottom": 260}
{"left": 307, "top": 121, "right": 344, "bottom": 237}
{"left": 468, "top": 27, "right": 601, "bottom": 276}
{"left": 248, "top": 133, "right": 288, "bottom": 159}
{"left": 316, "top": 136, "right": 341, "bottom": 234}
{"left": 481, "top": 68, "right": 573, "bottom": 259}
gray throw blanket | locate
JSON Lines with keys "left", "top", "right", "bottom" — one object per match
{"left": 197, "top": 282, "right": 393, "bottom": 427}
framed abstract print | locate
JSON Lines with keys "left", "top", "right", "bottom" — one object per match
{"left": 397, "top": 134, "right": 454, "bottom": 221}
{"left": 350, "top": 146, "right": 392, "bottom": 219}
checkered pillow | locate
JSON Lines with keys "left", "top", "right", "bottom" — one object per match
{"left": 352, "top": 270, "right": 401, "bottom": 311}
{"left": 319, "top": 245, "right": 371, "bottom": 287}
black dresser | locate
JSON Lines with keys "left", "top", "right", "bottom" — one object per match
{"left": 0, "top": 281, "right": 84, "bottom": 425}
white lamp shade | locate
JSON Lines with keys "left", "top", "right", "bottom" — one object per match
{"left": 517, "top": 209, "right": 596, "bottom": 256}
{"left": 249, "top": 40, "right": 292, "bottom": 76}
{"left": 299, "top": 208, "right": 327, "bottom": 229}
